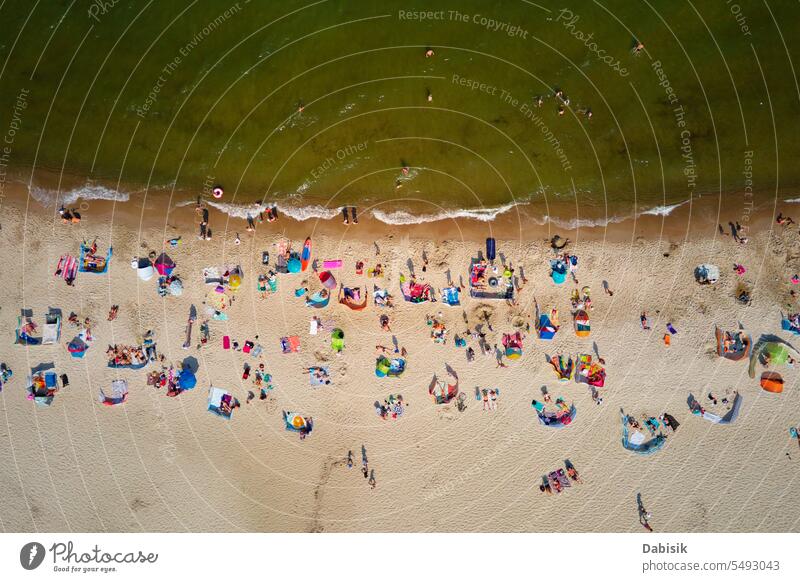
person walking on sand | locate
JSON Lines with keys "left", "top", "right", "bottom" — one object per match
{"left": 368, "top": 469, "right": 376, "bottom": 489}
{"left": 637, "top": 493, "right": 653, "bottom": 532}
{"left": 346, "top": 450, "right": 353, "bottom": 469}
{"left": 361, "top": 445, "right": 368, "bottom": 478}
{"left": 641, "top": 312, "right": 651, "bottom": 330}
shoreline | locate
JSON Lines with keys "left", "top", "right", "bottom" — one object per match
{"left": 0, "top": 170, "right": 787, "bottom": 246}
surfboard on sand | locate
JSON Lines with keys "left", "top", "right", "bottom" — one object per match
{"left": 301, "top": 237, "right": 312, "bottom": 271}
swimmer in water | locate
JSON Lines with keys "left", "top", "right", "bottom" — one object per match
{"left": 425, "top": 48, "right": 434, "bottom": 57}
{"left": 427, "top": 89, "right": 433, "bottom": 102}
{"left": 297, "top": 100, "right": 304, "bottom": 113}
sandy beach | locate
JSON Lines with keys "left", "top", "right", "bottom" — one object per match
{"left": 0, "top": 182, "right": 797, "bottom": 533}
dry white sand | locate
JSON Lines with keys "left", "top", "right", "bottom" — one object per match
{"left": 1, "top": 194, "right": 799, "bottom": 532}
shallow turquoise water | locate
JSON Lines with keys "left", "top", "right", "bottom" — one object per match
{"left": 0, "top": 1, "right": 797, "bottom": 219}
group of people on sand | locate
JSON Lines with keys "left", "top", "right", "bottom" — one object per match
{"left": 58, "top": 206, "right": 82, "bottom": 224}
{"left": 106, "top": 344, "right": 148, "bottom": 367}
{"left": 539, "top": 461, "right": 583, "bottom": 495}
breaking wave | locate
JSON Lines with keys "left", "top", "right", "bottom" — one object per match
{"left": 29, "top": 184, "right": 130, "bottom": 207}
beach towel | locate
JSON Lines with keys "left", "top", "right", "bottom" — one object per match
{"left": 56, "top": 255, "right": 78, "bottom": 282}
{"left": 207, "top": 387, "right": 234, "bottom": 419}
{"left": 442, "top": 286, "right": 460, "bottom": 306}
{"left": 281, "top": 336, "right": 301, "bottom": 353}
{"left": 309, "top": 367, "right": 330, "bottom": 386}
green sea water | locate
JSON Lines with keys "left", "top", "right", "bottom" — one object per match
{"left": 0, "top": 0, "right": 797, "bottom": 222}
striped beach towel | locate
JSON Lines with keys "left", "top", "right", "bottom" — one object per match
{"left": 55, "top": 255, "right": 78, "bottom": 282}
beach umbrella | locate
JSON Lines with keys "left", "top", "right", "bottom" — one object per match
{"left": 228, "top": 274, "right": 241, "bottom": 290}
{"left": 154, "top": 253, "right": 176, "bottom": 276}
{"left": 331, "top": 328, "right": 344, "bottom": 352}
{"left": 764, "top": 342, "right": 790, "bottom": 365}
{"left": 288, "top": 257, "right": 302, "bottom": 273}
{"left": 319, "top": 270, "right": 337, "bottom": 289}
{"left": 178, "top": 369, "right": 197, "bottom": 390}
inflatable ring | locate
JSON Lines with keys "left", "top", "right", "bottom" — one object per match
{"left": 488, "top": 276, "right": 498, "bottom": 287}
{"left": 212, "top": 186, "right": 224, "bottom": 199}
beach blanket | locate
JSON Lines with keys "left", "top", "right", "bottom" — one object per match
{"left": 207, "top": 387, "right": 234, "bottom": 419}
{"left": 309, "top": 367, "right": 330, "bottom": 386}
{"left": 442, "top": 286, "right": 460, "bottom": 306}
{"left": 55, "top": 254, "right": 78, "bottom": 282}
{"left": 401, "top": 281, "right": 432, "bottom": 303}
{"left": 281, "top": 336, "right": 301, "bottom": 353}
{"left": 537, "top": 404, "right": 577, "bottom": 428}
{"left": 373, "top": 287, "right": 392, "bottom": 307}
{"left": 79, "top": 245, "right": 112, "bottom": 274}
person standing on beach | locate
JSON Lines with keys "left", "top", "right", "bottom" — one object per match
{"left": 637, "top": 493, "right": 653, "bottom": 532}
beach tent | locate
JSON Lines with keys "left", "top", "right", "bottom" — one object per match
{"left": 283, "top": 411, "right": 313, "bottom": 434}
{"left": 79, "top": 244, "right": 112, "bottom": 274}
{"left": 154, "top": 253, "right": 175, "bottom": 276}
{"left": 760, "top": 372, "right": 784, "bottom": 393}
{"left": 15, "top": 316, "right": 42, "bottom": 345}
{"left": 331, "top": 329, "right": 344, "bottom": 352}
{"left": 468, "top": 258, "right": 513, "bottom": 300}
{"left": 133, "top": 257, "right": 156, "bottom": 281}
{"left": 502, "top": 332, "right": 523, "bottom": 359}
{"left": 305, "top": 290, "right": 330, "bottom": 308}
{"left": 319, "top": 270, "right": 337, "bottom": 290}
{"left": 428, "top": 374, "right": 459, "bottom": 404}
{"left": 694, "top": 264, "right": 720, "bottom": 285}
{"left": 715, "top": 327, "right": 752, "bottom": 361}
{"left": 375, "top": 356, "right": 406, "bottom": 378}
{"left": 401, "top": 281, "right": 433, "bottom": 303}
{"left": 99, "top": 380, "right": 129, "bottom": 406}
{"left": 26, "top": 363, "right": 59, "bottom": 407}
{"left": 178, "top": 369, "right": 197, "bottom": 390}
{"left": 41, "top": 311, "right": 61, "bottom": 344}
{"left": 621, "top": 411, "right": 666, "bottom": 455}
{"left": 687, "top": 392, "right": 742, "bottom": 424}
{"left": 573, "top": 309, "right": 590, "bottom": 337}
{"left": 207, "top": 387, "right": 235, "bottom": 419}
{"left": 748, "top": 340, "right": 799, "bottom": 378}
{"left": 548, "top": 355, "right": 574, "bottom": 382}
{"left": 575, "top": 354, "right": 605, "bottom": 387}
{"left": 442, "top": 286, "right": 461, "bottom": 306}
{"left": 535, "top": 303, "right": 559, "bottom": 340}
{"left": 550, "top": 259, "right": 567, "bottom": 285}
{"left": 537, "top": 404, "right": 577, "bottom": 428}
{"left": 339, "top": 286, "right": 368, "bottom": 310}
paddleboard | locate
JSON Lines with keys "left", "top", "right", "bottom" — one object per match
{"left": 301, "top": 237, "right": 312, "bottom": 271}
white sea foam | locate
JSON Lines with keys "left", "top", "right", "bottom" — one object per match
{"left": 370, "top": 201, "right": 523, "bottom": 225}
{"left": 204, "top": 199, "right": 342, "bottom": 221}
{"left": 784, "top": 197, "right": 800, "bottom": 203}
{"left": 641, "top": 200, "right": 689, "bottom": 216}
{"left": 29, "top": 184, "right": 130, "bottom": 207}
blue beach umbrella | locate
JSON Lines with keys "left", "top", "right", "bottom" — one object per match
{"left": 288, "top": 257, "right": 302, "bottom": 273}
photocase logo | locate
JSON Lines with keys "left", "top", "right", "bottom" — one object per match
{"left": 20, "top": 542, "right": 46, "bottom": 570}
